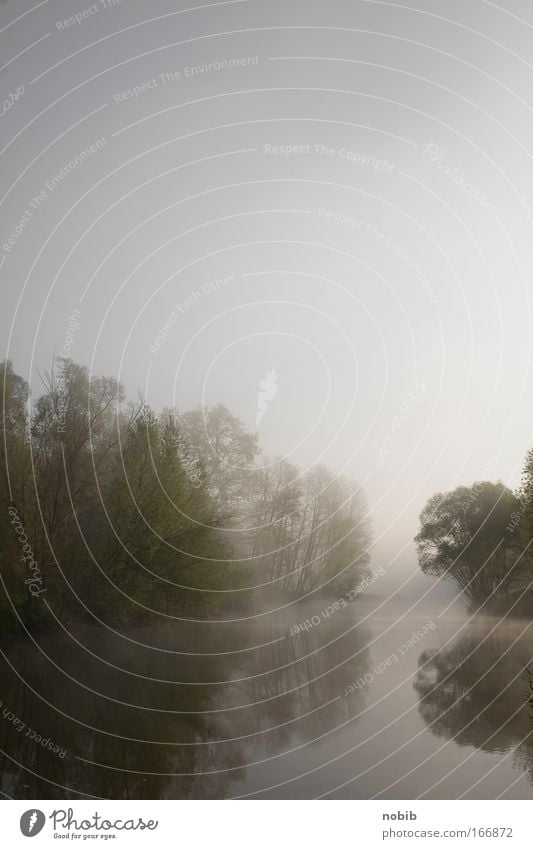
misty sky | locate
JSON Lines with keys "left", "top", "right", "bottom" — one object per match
{"left": 2, "top": 0, "right": 533, "bottom": 578}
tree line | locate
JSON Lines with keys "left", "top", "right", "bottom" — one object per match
{"left": 0, "top": 358, "right": 371, "bottom": 632}
{"left": 415, "top": 455, "right": 533, "bottom": 613}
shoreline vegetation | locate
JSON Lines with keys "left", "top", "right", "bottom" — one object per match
{"left": 0, "top": 358, "right": 372, "bottom": 634}
{"left": 416, "top": 473, "right": 533, "bottom": 615}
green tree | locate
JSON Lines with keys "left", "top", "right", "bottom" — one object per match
{"left": 415, "top": 481, "right": 523, "bottom": 608}
{"left": 0, "top": 361, "right": 34, "bottom": 627}
{"left": 175, "top": 404, "right": 259, "bottom": 503}
{"left": 99, "top": 406, "right": 230, "bottom": 618}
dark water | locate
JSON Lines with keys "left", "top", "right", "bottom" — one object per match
{"left": 1, "top": 590, "right": 532, "bottom": 799}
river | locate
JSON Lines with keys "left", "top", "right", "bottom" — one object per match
{"left": 1, "top": 584, "right": 532, "bottom": 799}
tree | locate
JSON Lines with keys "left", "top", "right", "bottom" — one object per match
{"left": 415, "top": 481, "right": 523, "bottom": 608}
{"left": 100, "top": 406, "right": 229, "bottom": 615}
{"left": 0, "top": 361, "right": 34, "bottom": 627}
{"left": 25, "top": 360, "right": 124, "bottom": 614}
{"left": 1, "top": 358, "right": 372, "bottom": 630}
{"left": 513, "top": 447, "right": 533, "bottom": 541}
{"left": 174, "top": 404, "right": 259, "bottom": 504}
{"left": 236, "top": 460, "right": 371, "bottom": 597}
{"left": 0, "top": 360, "right": 31, "bottom": 507}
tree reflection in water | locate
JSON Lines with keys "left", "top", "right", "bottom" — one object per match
{"left": 0, "top": 610, "right": 369, "bottom": 799}
{"left": 414, "top": 618, "right": 533, "bottom": 783}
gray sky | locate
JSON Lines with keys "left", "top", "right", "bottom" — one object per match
{"left": 2, "top": 0, "right": 533, "bottom": 578}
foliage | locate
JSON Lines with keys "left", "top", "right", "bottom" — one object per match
{"left": 416, "top": 480, "right": 531, "bottom": 611}
{"left": 0, "top": 359, "right": 372, "bottom": 631}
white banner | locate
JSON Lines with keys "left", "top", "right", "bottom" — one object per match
{"left": 0, "top": 800, "right": 531, "bottom": 848}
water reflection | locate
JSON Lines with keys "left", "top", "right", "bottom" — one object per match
{"left": 0, "top": 606, "right": 369, "bottom": 799}
{"left": 414, "top": 617, "right": 533, "bottom": 787}
{"left": 3, "top": 606, "right": 533, "bottom": 799}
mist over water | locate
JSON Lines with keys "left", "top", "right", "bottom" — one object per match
{"left": 2, "top": 0, "right": 533, "bottom": 805}
{"left": 1, "top": 574, "right": 532, "bottom": 799}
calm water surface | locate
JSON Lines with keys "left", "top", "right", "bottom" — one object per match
{"left": 1, "top": 588, "right": 532, "bottom": 799}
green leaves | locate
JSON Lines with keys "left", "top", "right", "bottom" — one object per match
{"left": 416, "top": 481, "right": 528, "bottom": 610}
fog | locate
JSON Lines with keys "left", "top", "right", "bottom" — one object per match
{"left": 3, "top": 0, "right": 533, "bottom": 585}
{"left": 2, "top": 0, "right": 533, "bottom": 802}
